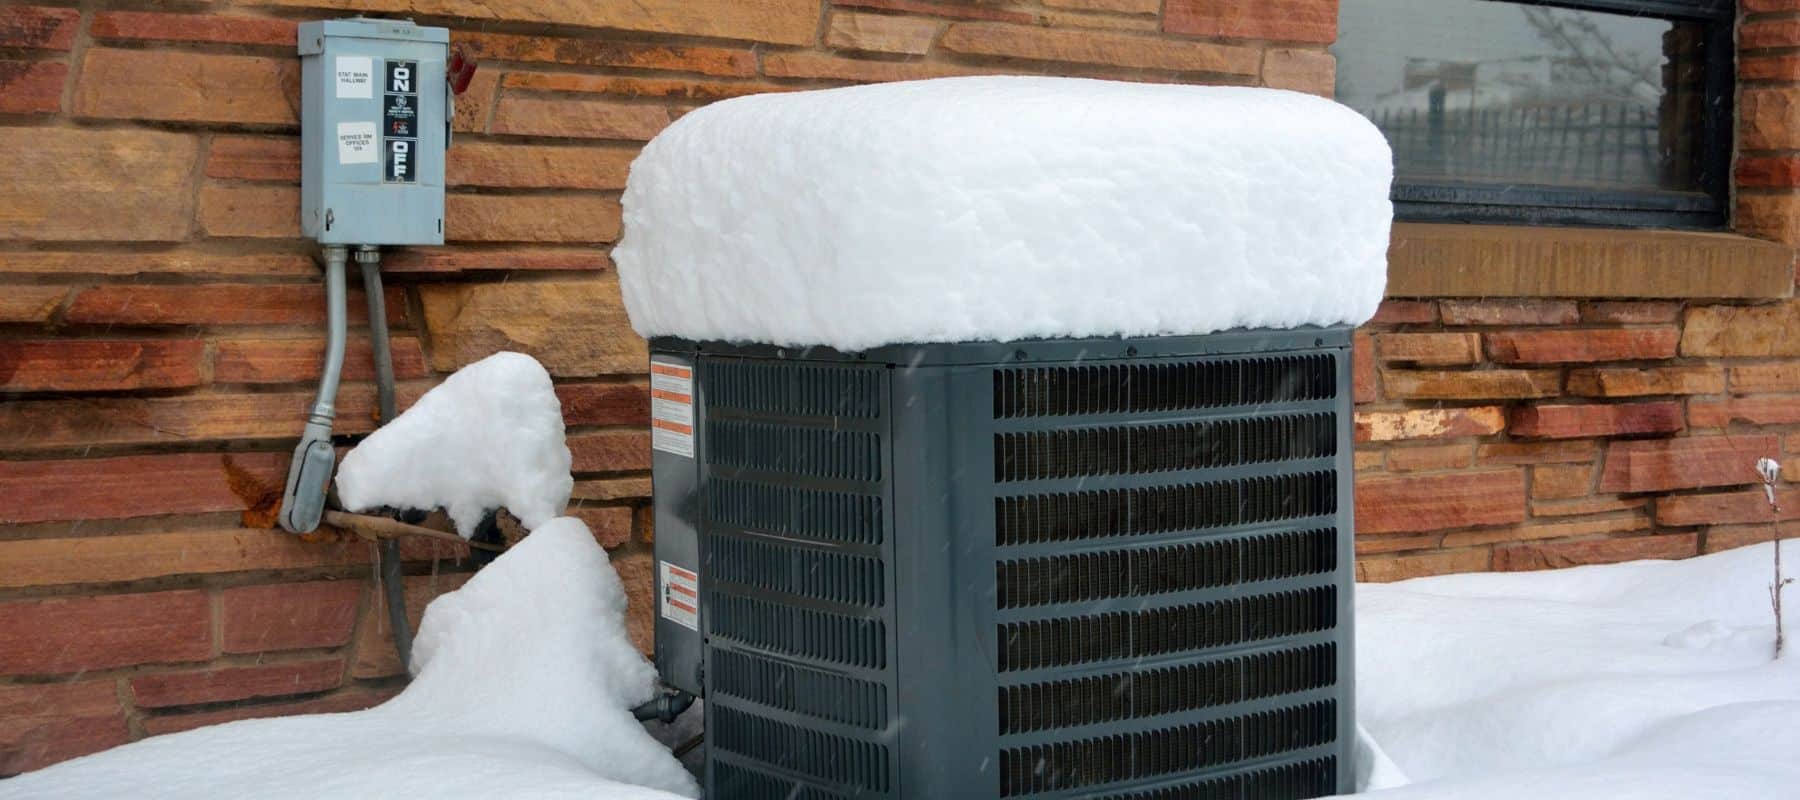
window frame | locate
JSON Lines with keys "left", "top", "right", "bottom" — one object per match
{"left": 1361, "top": 0, "right": 1736, "bottom": 229}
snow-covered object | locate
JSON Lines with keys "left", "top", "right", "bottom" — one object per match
{"left": 0, "top": 518, "right": 697, "bottom": 799}
{"left": 336, "top": 351, "right": 572, "bottom": 537}
{"left": 397, "top": 517, "right": 696, "bottom": 795}
{"left": 615, "top": 76, "right": 1394, "bottom": 350}
{"left": 1757, "top": 457, "right": 1782, "bottom": 506}
{"left": 1348, "top": 541, "right": 1800, "bottom": 799}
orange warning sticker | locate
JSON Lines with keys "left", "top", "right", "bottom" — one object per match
{"left": 649, "top": 357, "right": 694, "bottom": 458}
{"left": 660, "top": 561, "right": 699, "bottom": 631}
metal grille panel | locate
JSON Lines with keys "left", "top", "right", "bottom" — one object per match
{"left": 997, "top": 528, "right": 1336, "bottom": 609}
{"left": 713, "top": 705, "right": 891, "bottom": 792}
{"left": 665, "top": 335, "right": 1352, "bottom": 800}
{"left": 998, "top": 700, "right": 1336, "bottom": 796}
{"left": 711, "top": 419, "right": 882, "bottom": 481}
{"left": 983, "top": 348, "right": 1349, "bottom": 799}
{"left": 998, "top": 586, "right": 1337, "bottom": 672}
{"left": 707, "top": 534, "right": 885, "bottom": 608}
{"left": 993, "top": 354, "right": 1335, "bottom": 419}
{"left": 698, "top": 357, "right": 896, "bottom": 799}
{"left": 711, "top": 762, "right": 854, "bottom": 800}
{"left": 706, "top": 591, "right": 886, "bottom": 670}
{"left": 706, "top": 360, "right": 881, "bottom": 418}
{"left": 1000, "top": 643, "right": 1337, "bottom": 734}
{"left": 706, "top": 478, "right": 883, "bottom": 545}
{"left": 995, "top": 413, "right": 1335, "bottom": 482}
{"left": 1091, "top": 758, "right": 1338, "bottom": 800}
{"left": 995, "top": 472, "right": 1337, "bottom": 546}
{"left": 711, "top": 649, "right": 888, "bottom": 730}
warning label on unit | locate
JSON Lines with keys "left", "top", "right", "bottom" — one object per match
{"left": 336, "top": 121, "right": 377, "bottom": 164}
{"left": 659, "top": 561, "right": 699, "bottom": 631}
{"left": 334, "top": 56, "right": 373, "bottom": 99}
{"left": 650, "top": 359, "right": 694, "bottom": 458}
{"left": 382, "top": 93, "right": 418, "bottom": 138}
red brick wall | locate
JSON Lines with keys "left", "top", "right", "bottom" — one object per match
{"left": 1352, "top": 297, "right": 1800, "bottom": 579}
{"left": 1741, "top": 1, "right": 1800, "bottom": 243}
{"left": 1349, "top": 4, "right": 1800, "bottom": 582}
{"left": 0, "top": 0, "right": 1337, "bottom": 773}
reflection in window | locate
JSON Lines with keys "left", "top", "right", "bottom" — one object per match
{"left": 1333, "top": 0, "right": 1710, "bottom": 194}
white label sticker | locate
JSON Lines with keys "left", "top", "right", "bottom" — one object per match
{"left": 336, "top": 121, "right": 378, "bottom": 164}
{"left": 660, "top": 561, "right": 699, "bottom": 631}
{"left": 650, "top": 359, "right": 694, "bottom": 458}
{"left": 334, "top": 55, "right": 373, "bottom": 98}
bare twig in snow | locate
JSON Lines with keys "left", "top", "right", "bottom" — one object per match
{"left": 1756, "top": 457, "right": 1791, "bottom": 659}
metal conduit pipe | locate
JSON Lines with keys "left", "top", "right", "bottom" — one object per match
{"left": 279, "top": 245, "right": 349, "bottom": 535}
{"left": 358, "top": 246, "right": 415, "bottom": 671}
{"left": 358, "top": 246, "right": 397, "bottom": 424}
{"left": 633, "top": 686, "right": 697, "bottom": 723}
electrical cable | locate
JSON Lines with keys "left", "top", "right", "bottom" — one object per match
{"left": 359, "top": 247, "right": 413, "bottom": 670}
{"left": 357, "top": 248, "right": 691, "bottom": 746}
{"left": 278, "top": 245, "right": 349, "bottom": 534}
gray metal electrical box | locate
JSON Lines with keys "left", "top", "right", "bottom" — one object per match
{"left": 651, "top": 329, "right": 1357, "bottom": 800}
{"left": 299, "top": 18, "right": 448, "bottom": 245}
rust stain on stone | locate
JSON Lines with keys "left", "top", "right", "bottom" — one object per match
{"left": 222, "top": 453, "right": 283, "bottom": 529}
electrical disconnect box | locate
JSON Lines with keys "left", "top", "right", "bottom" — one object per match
{"left": 299, "top": 18, "right": 448, "bottom": 246}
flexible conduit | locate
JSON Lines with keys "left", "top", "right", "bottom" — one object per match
{"left": 359, "top": 248, "right": 414, "bottom": 670}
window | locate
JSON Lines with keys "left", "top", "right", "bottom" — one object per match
{"left": 1332, "top": 0, "right": 1733, "bottom": 228}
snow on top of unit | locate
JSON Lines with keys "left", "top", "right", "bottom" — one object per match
{"left": 335, "top": 351, "right": 572, "bottom": 537}
{"left": 614, "top": 76, "right": 1394, "bottom": 351}
{"left": 0, "top": 517, "right": 697, "bottom": 799}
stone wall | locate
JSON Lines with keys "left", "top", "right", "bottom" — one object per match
{"left": 0, "top": 0, "right": 1335, "bottom": 773}
{"left": 1351, "top": 294, "right": 1800, "bottom": 580}
{"left": 1338, "top": 1, "right": 1800, "bottom": 580}
{"left": 3, "top": 0, "right": 1798, "bottom": 775}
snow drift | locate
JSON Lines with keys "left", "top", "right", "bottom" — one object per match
{"left": 0, "top": 518, "right": 697, "bottom": 800}
{"left": 1348, "top": 541, "right": 1800, "bottom": 799}
{"left": 335, "top": 351, "right": 573, "bottom": 537}
{"left": 615, "top": 76, "right": 1394, "bottom": 350}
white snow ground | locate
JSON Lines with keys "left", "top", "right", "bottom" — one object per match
{"left": 1346, "top": 540, "right": 1800, "bottom": 799}
{"left": 615, "top": 76, "right": 1394, "bottom": 350}
{"left": 0, "top": 517, "right": 697, "bottom": 800}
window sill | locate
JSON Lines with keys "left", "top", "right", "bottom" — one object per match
{"left": 1386, "top": 223, "right": 1795, "bottom": 300}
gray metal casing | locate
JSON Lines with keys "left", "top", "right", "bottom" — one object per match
{"left": 299, "top": 19, "right": 447, "bottom": 246}
{"left": 651, "top": 329, "right": 1357, "bottom": 800}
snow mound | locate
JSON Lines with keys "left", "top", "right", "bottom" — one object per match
{"left": 0, "top": 518, "right": 697, "bottom": 799}
{"left": 1348, "top": 541, "right": 1800, "bottom": 799}
{"left": 615, "top": 76, "right": 1393, "bottom": 350}
{"left": 336, "top": 351, "right": 572, "bottom": 537}
{"left": 396, "top": 517, "right": 696, "bottom": 795}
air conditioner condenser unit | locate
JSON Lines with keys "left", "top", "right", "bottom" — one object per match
{"left": 648, "top": 328, "right": 1357, "bottom": 800}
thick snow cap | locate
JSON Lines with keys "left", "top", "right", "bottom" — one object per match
{"left": 615, "top": 76, "right": 1394, "bottom": 351}
{"left": 335, "top": 351, "right": 572, "bottom": 537}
